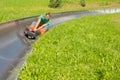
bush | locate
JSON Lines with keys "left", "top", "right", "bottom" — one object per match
{"left": 80, "top": 0, "right": 86, "bottom": 7}
{"left": 49, "top": 0, "right": 62, "bottom": 8}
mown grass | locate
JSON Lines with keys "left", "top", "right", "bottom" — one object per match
{"left": 18, "top": 13, "right": 120, "bottom": 80}
{"left": 0, "top": 0, "right": 120, "bottom": 22}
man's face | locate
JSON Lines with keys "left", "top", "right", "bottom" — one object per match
{"left": 46, "top": 15, "right": 50, "bottom": 20}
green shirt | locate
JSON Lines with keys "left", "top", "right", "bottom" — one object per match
{"left": 39, "top": 14, "right": 51, "bottom": 26}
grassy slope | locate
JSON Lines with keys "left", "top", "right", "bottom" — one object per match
{"left": 18, "top": 13, "right": 120, "bottom": 80}
{"left": 0, "top": 0, "right": 120, "bottom": 22}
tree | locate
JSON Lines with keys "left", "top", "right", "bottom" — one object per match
{"left": 49, "top": 0, "right": 62, "bottom": 8}
{"left": 80, "top": 0, "right": 86, "bottom": 7}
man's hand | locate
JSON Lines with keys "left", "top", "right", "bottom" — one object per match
{"left": 34, "top": 27, "right": 42, "bottom": 32}
{"left": 34, "top": 28, "right": 38, "bottom": 32}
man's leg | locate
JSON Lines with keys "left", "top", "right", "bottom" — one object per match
{"left": 44, "top": 25, "right": 49, "bottom": 31}
{"left": 39, "top": 26, "right": 49, "bottom": 34}
{"left": 40, "top": 29, "right": 46, "bottom": 35}
{"left": 29, "top": 21, "right": 36, "bottom": 31}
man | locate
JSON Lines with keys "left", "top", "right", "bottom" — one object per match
{"left": 29, "top": 12, "right": 51, "bottom": 35}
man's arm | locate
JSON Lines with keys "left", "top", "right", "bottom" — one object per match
{"left": 36, "top": 20, "right": 51, "bottom": 31}
{"left": 36, "top": 24, "right": 47, "bottom": 31}
{"left": 34, "top": 19, "right": 41, "bottom": 31}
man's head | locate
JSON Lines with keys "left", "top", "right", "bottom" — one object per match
{"left": 46, "top": 13, "right": 51, "bottom": 20}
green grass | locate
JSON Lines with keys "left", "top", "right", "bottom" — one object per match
{"left": 0, "top": 0, "right": 120, "bottom": 22}
{"left": 18, "top": 13, "right": 120, "bottom": 80}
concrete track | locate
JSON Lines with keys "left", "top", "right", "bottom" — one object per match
{"left": 0, "top": 8, "right": 119, "bottom": 80}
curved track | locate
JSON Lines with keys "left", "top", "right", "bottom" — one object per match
{"left": 0, "top": 8, "right": 120, "bottom": 80}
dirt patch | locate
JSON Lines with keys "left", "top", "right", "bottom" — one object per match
{"left": 61, "top": 2, "right": 120, "bottom": 10}
{"left": 109, "top": 2, "right": 120, "bottom": 8}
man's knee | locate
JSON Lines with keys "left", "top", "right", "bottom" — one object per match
{"left": 32, "top": 21, "right": 37, "bottom": 26}
{"left": 44, "top": 26, "right": 49, "bottom": 31}
{"left": 29, "top": 21, "right": 36, "bottom": 31}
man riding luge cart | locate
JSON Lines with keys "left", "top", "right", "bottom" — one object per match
{"left": 24, "top": 13, "right": 51, "bottom": 39}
